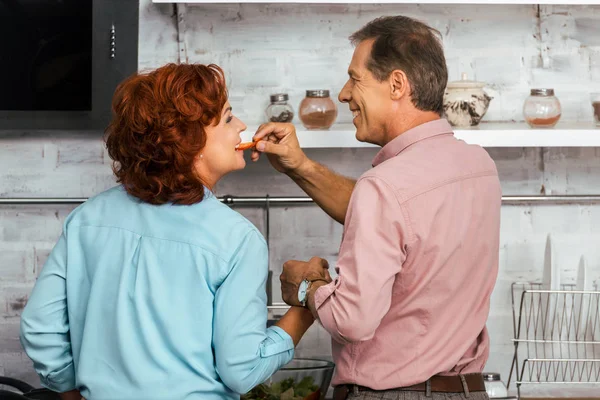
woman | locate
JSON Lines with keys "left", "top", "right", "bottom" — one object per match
{"left": 19, "top": 63, "right": 315, "bottom": 400}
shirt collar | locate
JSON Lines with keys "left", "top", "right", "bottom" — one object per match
{"left": 203, "top": 186, "right": 214, "bottom": 199}
{"left": 372, "top": 119, "right": 454, "bottom": 167}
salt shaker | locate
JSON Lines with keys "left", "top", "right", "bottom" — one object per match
{"left": 483, "top": 372, "right": 508, "bottom": 398}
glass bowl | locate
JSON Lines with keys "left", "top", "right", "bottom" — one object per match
{"left": 242, "top": 358, "right": 335, "bottom": 400}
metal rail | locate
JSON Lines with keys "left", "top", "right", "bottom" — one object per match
{"left": 2, "top": 195, "right": 600, "bottom": 205}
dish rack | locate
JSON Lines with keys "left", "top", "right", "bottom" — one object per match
{"left": 508, "top": 282, "right": 600, "bottom": 398}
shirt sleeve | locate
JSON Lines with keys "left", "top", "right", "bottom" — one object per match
{"left": 313, "top": 176, "right": 411, "bottom": 344}
{"left": 20, "top": 229, "right": 77, "bottom": 393}
{"left": 213, "top": 229, "right": 294, "bottom": 395}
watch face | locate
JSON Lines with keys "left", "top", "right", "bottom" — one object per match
{"left": 298, "top": 280, "right": 309, "bottom": 302}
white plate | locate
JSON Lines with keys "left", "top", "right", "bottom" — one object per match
{"left": 575, "top": 256, "right": 593, "bottom": 339}
{"left": 541, "top": 234, "right": 559, "bottom": 338}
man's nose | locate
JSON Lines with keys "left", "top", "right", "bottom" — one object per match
{"left": 338, "top": 81, "right": 351, "bottom": 103}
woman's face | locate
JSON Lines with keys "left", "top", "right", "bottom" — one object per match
{"left": 196, "top": 101, "right": 248, "bottom": 188}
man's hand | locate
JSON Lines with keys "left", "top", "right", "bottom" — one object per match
{"left": 251, "top": 123, "right": 309, "bottom": 174}
{"left": 252, "top": 122, "right": 355, "bottom": 225}
{"left": 280, "top": 257, "right": 332, "bottom": 307}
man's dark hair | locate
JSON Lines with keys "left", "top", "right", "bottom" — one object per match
{"left": 350, "top": 16, "right": 448, "bottom": 115}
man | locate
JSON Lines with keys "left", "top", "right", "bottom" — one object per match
{"left": 252, "top": 15, "right": 501, "bottom": 400}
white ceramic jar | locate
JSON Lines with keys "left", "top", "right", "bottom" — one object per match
{"left": 443, "top": 73, "right": 492, "bottom": 127}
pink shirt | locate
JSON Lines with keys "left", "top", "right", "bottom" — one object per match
{"left": 314, "top": 119, "right": 501, "bottom": 389}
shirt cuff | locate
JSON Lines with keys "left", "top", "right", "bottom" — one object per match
{"left": 313, "top": 278, "right": 350, "bottom": 344}
{"left": 40, "top": 362, "right": 77, "bottom": 393}
{"left": 260, "top": 326, "right": 295, "bottom": 359}
{"left": 313, "top": 279, "right": 337, "bottom": 308}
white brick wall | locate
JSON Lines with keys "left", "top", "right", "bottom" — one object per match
{"left": 2, "top": 1, "right": 600, "bottom": 396}
{"left": 143, "top": 3, "right": 600, "bottom": 125}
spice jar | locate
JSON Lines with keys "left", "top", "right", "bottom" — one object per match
{"left": 266, "top": 93, "right": 294, "bottom": 123}
{"left": 523, "top": 89, "right": 561, "bottom": 128}
{"left": 299, "top": 90, "right": 338, "bottom": 130}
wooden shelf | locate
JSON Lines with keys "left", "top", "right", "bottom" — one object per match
{"left": 240, "top": 122, "right": 600, "bottom": 148}
{"left": 154, "top": 0, "right": 600, "bottom": 4}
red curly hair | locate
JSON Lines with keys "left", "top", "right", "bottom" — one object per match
{"left": 105, "top": 63, "right": 228, "bottom": 205}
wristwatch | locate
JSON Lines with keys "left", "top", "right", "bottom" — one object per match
{"left": 297, "top": 279, "right": 311, "bottom": 307}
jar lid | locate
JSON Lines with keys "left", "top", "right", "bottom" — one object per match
{"left": 483, "top": 372, "right": 501, "bottom": 381}
{"left": 270, "top": 93, "right": 289, "bottom": 102}
{"left": 447, "top": 72, "right": 486, "bottom": 89}
{"left": 306, "top": 90, "right": 330, "bottom": 98}
{"left": 530, "top": 88, "right": 554, "bottom": 96}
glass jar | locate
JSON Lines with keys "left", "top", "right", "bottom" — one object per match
{"left": 299, "top": 90, "right": 338, "bottom": 130}
{"left": 523, "top": 88, "right": 561, "bottom": 128}
{"left": 265, "top": 93, "right": 294, "bottom": 123}
{"left": 483, "top": 372, "right": 508, "bottom": 398}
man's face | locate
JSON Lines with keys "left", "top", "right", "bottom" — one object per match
{"left": 338, "top": 39, "right": 393, "bottom": 146}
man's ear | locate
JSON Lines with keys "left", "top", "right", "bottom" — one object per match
{"left": 390, "top": 70, "right": 409, "bottom": 101}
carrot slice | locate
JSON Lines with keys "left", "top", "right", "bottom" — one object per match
{"left": 237, "top": 141, "right": 257, "bottom": 151}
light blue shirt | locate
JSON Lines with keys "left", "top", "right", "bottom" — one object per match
{"left": 20, "top": 185, "right": 294, "bottom": 400}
